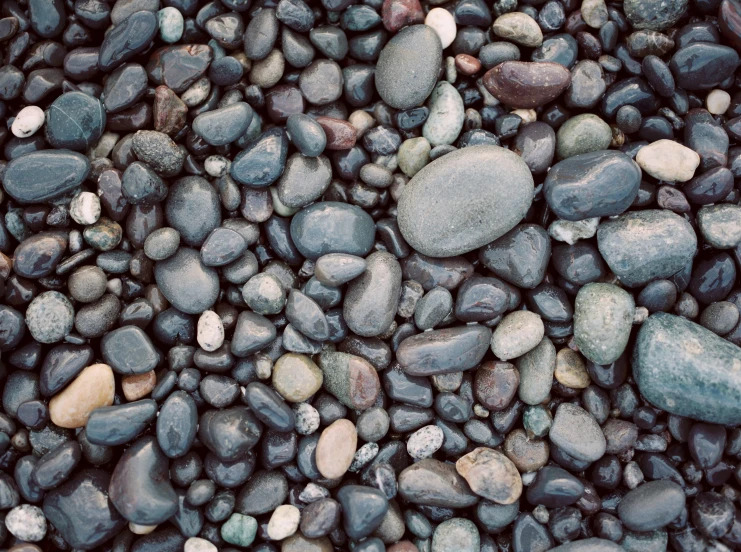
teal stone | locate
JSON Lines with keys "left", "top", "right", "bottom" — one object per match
{"left": 220, "top": 513, "right": 257, "bottom": 547}
{"left": 158, "top": 7, "right": 184, "bottom": 44}
{"left": 634, "top": 313, "right": 741, "bottom": 425}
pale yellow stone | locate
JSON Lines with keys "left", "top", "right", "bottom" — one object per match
{"left": 267, "top": 504, "right": 301, "bottom": 541}
{"left": 272, "top": 353, "right": 323, "bottom": 402}
{"left": 635, "top": 139, "right": 700, "bottom": 182}
{"left": 49, "top": 364, "right": 115, "bottom": 428}
{"left": 554, "top": 348, "right": 590, "bottom": 389}
{"left": 456, "top": 447, "right": 522, "bottom": 504}
{"left": 316, "top": 419, "right": 357, "bottom": 479}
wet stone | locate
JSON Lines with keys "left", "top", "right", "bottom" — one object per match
{"left": 549, "top": 403, "right": 606, "bottom": 462}
{"left": 617, "top": 480, "right": 685, "bottom": 531}
{"left": 574, "top": 283, "right": 635, "bottom": 365}
{"left": 483, "top": 62, "right": 571, "bottom": 109}
{"left": 2, "top": 149, "right": 90, "bottom": 204}
{"left": 192, "top": 102, "right": 253, "bottom": 147}
{"left": 155, "top": 248, "right": 219, "bottom": 314}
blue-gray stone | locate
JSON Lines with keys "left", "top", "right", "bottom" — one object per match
{"left": 2, "top": 150, "right": 90, "bottom": 204}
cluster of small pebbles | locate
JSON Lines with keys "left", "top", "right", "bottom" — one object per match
{"left": 2, "top": 0, "right": 741, "bottom": 550}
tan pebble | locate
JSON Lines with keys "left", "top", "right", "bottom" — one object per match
{"left": 129, "top": 522, "right": 157, "bottom": 535}
{"left": 315, "top": 419, "right": 357, "bottom": 479}
{"left": 122, "top": 370, "right": 156, "bottom": 401}
{"left": 388, "top": 542, "right": 419, "bottom": 552}
{"left": 281, "top": 534, "right": 333, "bottom": 552}
{"left": 503, "top": 428, "right": 550, "bottom": 473}
{"left": 456, "top": 446, "right": 523, "bottom": 504}
{"left": 554, "top": 348, "right": 590, "bottom": 389}
{"left": 49, "top": 364, "right": 115, "bottom": 428}
{"left": 272, "top": 353, "right": 323, "bottom": 403}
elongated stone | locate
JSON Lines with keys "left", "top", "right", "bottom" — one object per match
{"left": 483, "top": 61, "right": 571, "bottom": 108}
{"left": 2, "top": 150, "right": 90, "bottom": 204}
{"left": 634, "top": 313, "right": 741, "bottom": 425}
{"left": 397, "top": 325, "right": 492, "bottom": 376}
{"left": 574, "top": 283, "right": 635, "bottom": 365}
{"left": 398, "top": 459, "right": 479, "bottom": 508}
{"left": 344, "top": 252, "right": 402, "bottom": 337}
{"left": 49, "top": 364, "right": 115, "bottom": 429}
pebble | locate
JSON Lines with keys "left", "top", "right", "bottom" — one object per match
{"left": 272, "top": 353, "right": 323, "bottom": 402}
{"left": 337, "top": 485, "right": 389, "bottom": 540}
{"left": 549, "top": 403, "right": 606, "bottom": 462}
{"left": 344, "top": 251, "right": 401, "bottom": 337}
{"left": 490, "top": 311, "right": 545, "bottom": 361}
{"left": 49, "top": 363, "right": 114, "bottom": 428}
{"left": 431, "top": 518, "right": 479, "bottom": 552}
{"left": 483, "top": 62, "right": 571, "bottom": 108}
{"left": 554, "top": 349, "right": 590, "bottom": 389}
{"left": 25, "top": 291, "right": 74, "bottom": 343}
{"left": 422, "top": 82, "right": 464, "bottom": 147}
{"left": 267, "top": 504, "right": 300, "bottom": 540}
{"left": 398, "top": 459, "right": 479, "bottom": 508}
{"left": 46, "top": 92, "right": 105, "bottom": 151}
{"left": 5, "top": 504, "right": 46, "bottom": 542}
{"left": 635, "top": 139, "right": 700, "bottom": 181}
{"left": 706, "top": 89, "right": 731, "bottom": 114}
{"left": 407, "top": 425, "right": 444, "bottom": 460}
{"left": 291, "top": 201, "right": 375, "bottom": 260}
{"left": 493, "top": 12, "right": 543, "bottom": 47}
{"left": 155, "top": 248, "right": 220, "bottom": 314}
{"left": 2, "top": 149, "right": 90, "bottom": 204}
{"left": 69, "top": 191, "right": 101, "bottom": 225}
{"left": 398, "top": 325, "right": 491, "bottom": 376}
{"left": 11, "top": 105, "right": 44, "bottom": 138}
{"left": 425, "top": 8, "right": 456, "bottom": 49}
{"left": 697, "top": 204, "right": 741, "bottom": 249}
{"left": 456, "top": 447, "right": 522, "bottom": 504}
{"left": 316, "top": 419, "right": 357, "bottom": 479}
{"left": 221, "top": 513, "right": 257, "bottom": 547}
{"left": 197, "top": 311, "right": 224, "bottom": 352}
{"left": 617, "top": 480, "right": 685, "bottom": 531}
{"left": 158, "top": 7, "right": 183, "bottom": 44}
{"left": 398, "top": 145, "right": 533, "bottom": 257}
{"left": 184, "top": 537, "right": 217, "bottom": 552}
{"left": 574, "top": 283, "right": 635, "bottom": 365}
{"left": 192, "top": 102, "right": 253, "bottom": 147}
{"left": 556, "top": 114, "right": 612, "bottom": 159}
{"left": 517, "top": 337, "right": 556, "bottom": 405}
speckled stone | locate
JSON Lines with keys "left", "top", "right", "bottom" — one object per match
{"left": 456, "top": 447, "right": 522, "bottom": 504}
{"left": 574, "top": 283, "right": 635, "bottom": 365}
{"left": 490, "top": 311, "right": 545, "bottom": 361}
{"left": 25, "top": 291, "right": 74, "bottom": 344}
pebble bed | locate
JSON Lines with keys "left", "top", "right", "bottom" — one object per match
{"left": 1, "top": 0, "right": 741, "bottom": 551}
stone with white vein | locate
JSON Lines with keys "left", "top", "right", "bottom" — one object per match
{"left": 69, "top": 191, "right": 102, "bottom": 225}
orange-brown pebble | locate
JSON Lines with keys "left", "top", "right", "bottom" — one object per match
{"left": 455, "top": 54, "right": 481, "bottom": 76}
{"left": 388, "top": 542, "right": 420, "bottom": 552}
{"left": 122, "top": 370, "right": 157, "bottom": 401}
{"left": 49, "top": 363, "right": 115, "bottom": 428}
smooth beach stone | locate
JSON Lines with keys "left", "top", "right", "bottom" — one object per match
{"left": 544, "top": 150, "right": 641, "bottom": 221}
{"left": 86, "top": 400, "right": 157, "bottom": 446}
{"left": 12, "top": 106, "right": 45, "bottom": 138}
{"left": 157, "top": 391, "right": 197, "bottom": 458}
{"left": 483, "top": 62, "right": 571, "bottom": 108}
{"left": 375, "top": 25, "right": 442, "bottom": 110}
{"left": 456, "top": 448, "right": 522, "bottom": 505}
{"left": 337, "top": 486, "right": 388, "bottom": 540}
{"left": 398, "top": 458, "right": 479, "bottom": 508}
{"left": 525, "top": 465, "right": 584, "bottom": 507}
{"left": 165, "top": 176, "right": 221, "bottom": 246}
{"left": 146, "top": 44, "right": 214, "bottom": 93}
{"left": 397, "top": 145, "right": 534, "bottom": 258}
{"left": 565, "top": 60, "right": 607, "bottom": 109}
{"left": 316, "top": 419, "right": 357, "bottom": 479}
{"left": 422, "top": 82, "right": 464, "bottom": 147}
{"left": 42, "top": 469, "right": 126, "bottom": 550}
{"left": 697, "top": 204, "right": 741, "bottom": 249}
{"left": 32, "top": 441, "right": 81, "bottom": 489}
{"left": 431, "top": 518, "right": 480, "bottom": 552}
{"left": 5, "top": 504, "right": 47, "bottom": 542}
{"left": 101, "top": 325, "right": 157, "bottom": 375}
{"left": 517, "top": 337, "right": 556, "bottom": 405}
{"left": 25, "top": 291, "right": 74, "bottom": 344}
{"left": 46, "top": 92, "right": 105, "bottom": 151}
{"left": 230, "top": 128, "right": 288, "bottom": 186}
{"left": 314, "top": 253, "right": 366, "bottom": 286}
{"left": 624, "top": 0, "right": 687, "bottom": 30}
{"left": 493, "top": 12, "right": 543, "bottom": 47}
{"left": 272, "top": 353, "right": 323, "bottom": 402}
{"left": 634, "top": 313, "right": 741, "bottom": 425}
{"left": 549, "top": 403, "right": 606, "bottom": 462}
{"left": 2, "top": 150, "right": 90, "bottom": 204}
{"left": 98, "top": 10, "right": 158, "bottom": 71}
{"left": 556, "top": 115, "right": 612, "bottom": 159}
{"left": 198, "top": 406, "right": 262, "bottom": 462}
{"left": 49, "top": 363, "right": 114, "bottom": 428}
{"left": 397, "top": 325, "right": 492, "bottom": 376}
{"left": 192, "top": 102, "right": 253, "bottom": 147}
{"left": 490, "top": 311, "right": 545, "bottom": 361}
{"left": 40, "top": 344, "right": 95, "bottom": 397}
{"left": 276, "top": 154, "right": 332, "bottom": 209}
{"left": 478, "top": 224, "right": 550, "bottom": 289}
{"left": 318, "top": 351, "right": 380, "bottom": 410}
{"left": 231, "top": 311, "right": 276, "bottom": 356}
{"left": 290, "top": 201, "right": 375, "bottom": 260}
{"left": 574, "top": 283, "right": 635, "bottom": 365}
{"left": 597, "top": 210, "right": 697, "bottom": 288}
{"left": 109, "top": 436, "right": 178, "bottom": 526}
{"left": 670, "top": 43, "right": 739, "bottom": 90}
{"left": 13, "top": 232, "right": 67, "bottom": 279}
{"left": 512, "top": 122, "right": 556, "bottom": 175}
{"left": 155, "top": 248, "right": 219, "bottom": 314}
{"left": 344, "top": 251, "right": 401, "bottom": 337}
{"left": 285, "top": 289, "right": 329, "bottom": 341}
{"left": 549, "top": 538, "right": 624, "bottom": 552}
{"left": 286, "top": 113, "right": 326, "bottom": 157}
{"left": 635, "top": 139, "right": 700, "bottom": 182}
{"left": 618, "top": 480, "right": 685, "bottom": 531}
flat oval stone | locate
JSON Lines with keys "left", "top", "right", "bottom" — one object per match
{"left": 670, "top": 43, "right": 739, "bottom": 90}
{"left": 276, "top": 154, "right": 332, "bottom": 209}
{"left": 574, "top": 283, "right": 635, "bottom": 365}
{"left": 165, "top": 176, "right": 221, "bottom": 246}
{"left": 157, "top": 391, "right": 198, "bottom": 458}
{"left": 99, "top": 10, "right": 158, "bottom": 72}
{"left": 549, "top": 403, "right": 606, "bottom": 462}
{"left": 49, "top": 364, "right": 115, "bottom": 429}
{"left": 618, "top": 480, "right": 685, "bottom": 531}
{"left": 154, "top": 248, "right": 219, "bottom": 314}
{"left": 597, "top": 210, "right": 697, "bottom": 288}
{"left": 456, "top": 447, "right": 522, "bottom": 505}
{"left": 314, "top": 253, "right": 366, "bottom": 286}
{"left": 290, "top": 201, "right": 376, "bottom": 260}
{"left": 192, "top": 102, "right": 253, "bottom": 147}
{"left": 344, "top": 251, "right": 402, "bottom": 337}
{"left": 2, "top": 150, "right": 90, "bottom": 204}
{"left": 316, "top": 419, "right": 357, "bottom": 479}
{"left": 230, "top": 128, "right": 289, "bottom": 187}
{"left": 319, "top": 351, "right": 380, "bottom": 410}
{"left": 46, "top": 92, "right": 106, "bottom": 151}
{"left": 13, "top": 232, "right": 67, "bottom": 279}
{"left": 375, "top": 25, "right": 442, "bottom": 110}
{"left": 86, "top": 400, "right": 157, "bottom": 446}
{"left": 517, "top": 337, "right": 556, "bottom": 405}
{"left": 397, "top": 325, "right": 492, "bottom": 376}
{"left": 398, "top": 458, "right": 479, "bottom": 508}
{"left": 398, "top": 145, "right": 534, "bottom": 258}
{"left": 635, "top": 313, "right": 741, "bottom": 425}
{"left": 40, "top": 344, "right": 95, "bottom": 397}
{"left": 544, "top": 151, "right": 642, "bottom": 221}
{"left": 109, "top": 436, "right": 178, "bottom": 525}
{"left": 483, "top": 61, "right": 571, "bottom": 109}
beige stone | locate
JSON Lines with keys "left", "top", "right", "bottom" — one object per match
{"left": 122, "top": 370, "right": 156, "bottom": 401}
{"left": 554, "top": 348, "right": 590, "bottom": 389}
{"left": 315, "top": 419, "right": 357, "bottom": 479}
{"left": 503, "top": 428, "right": 550, "bottom": 473}
{"left": 281, "top": 534, "right": 333, "bottom": 552}
{"left": 635, "top": 139, "right": 700, "bottom": 182}
{"left": 456, "top": 447, "right": 523, "bottom": 504}
{"left": 267, "top": 504, "right": 300, "bottom": 541}
{"left": 272, "top": 353, "right": 323, "bottom": 402}
{"left": 49, "top": 364, "right": 115, "bottom": 428}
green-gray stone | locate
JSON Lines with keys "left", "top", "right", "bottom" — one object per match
{"left": 697, "top": 204, "right": 741, "bottom": 249}
{"left": 423, "top": 82, "right": 465, "bottom": 147}
{"left": 431, "top": 518, "right": 480, "bottom": 552}
{"left": 597, "top": 209, "right": 697, "bottom": 288}
{"left": 574, "top": 283, "right": 635, "bottom": 365}
{"left": 158, "top": 7, "right": 184, "bottom": 44}
{"left": 556, "top": 114, "right": 612, "bottom": 159}
{"left": 523, "top": 405, "right": 552, "bottom": 439}
{"left": 490, "top": 311, "right": 544, "bottom": 361}
{"left": 621, "top": 529, "right": 668, "bottom": 552}
{"left": 220, "top": 514, "right": 257, "bottom": 547}
{"left": 516, "top": 337, "right": 556, "bottom": 405}
{"left": 398, "top": 137, "right": 431, "bottom": 177}
{"left": 634, "top": 313, "right": 741, "bottom": 425}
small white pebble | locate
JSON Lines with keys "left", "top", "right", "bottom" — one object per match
{"left": 255, "top": 353, "right": 273, "bottom": 380}
{"left": 299, "top": 482, "right": 330, "bottom": 503}
{"left": 197, "top": 310, "right": 225, "bottom": 352}
{"left": 707, "top": 89, "right": 731, "bottom": 115}
{"left": 473, "top": 404, "right": 489, "bottom": 418}
{"left": 205, "top": 155, "right": 231, "bottom": 177}
{"left": 425, "top": 7, "right": 457, "bottom": 49}
{"left": 129, "top": 522, "right": 157, "bottom": 535}
{"left": 348, "top": 110, "right": 376, "bottom": 137}
{"left": 511, "top": 108, "right": 537, "bottom": 124}
{"left": 68, "top": 229, "right": 84, "bottom": 253}
{"left": 69, "top": 191, "right": 102, "bottom": 225}
{"left": 11, "top": 105, "right": 45, "bottom": 138}
{"left": 267, "top": 504, "right": 301, "bottom": 541}
{"left": 270, "top": 187, "right": 300, "bottom": 217}
{"left": 633, "top": 306, "right": 649, "bottom": 325}
{"left": 158, "top": 6, "right": 184, "bottom": 44}
{"left": 107, "top": 277, "right": 123, "bottom": 296}
{"left": 5, "top": 504, "right": 46, "bottom": 542}
{"left": 445, "top": 56, "right": 457, "bottom": 84}
{"left": 407, "top": 425, "right": 444, "bottom": 460}
{"left": 521, "top": 471, "right": 537, "bottom": 486}
{"left": 185, "top": 537, "right": 218, "bottom": 552}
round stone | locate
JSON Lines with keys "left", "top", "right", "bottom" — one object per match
{"left": 398, "top": 145, "right": 534, "bottom": 258}
{"left": 11, "top": 105, "right": 45, "bottom": 138}
{"left": 492, "top": 12, "right": 543, "bottom": 47}
{"left": 272, "top": 353, "right": 323, "bottom": 402}
{"left": 456, "top": 447, "right": 522, "bottom": 504}
{"left": 242, "top": 273, "right": 286, "bottom": 315}
{"left": 154, "top": 248, "right": 220, "bottom": 314}
{"left": 556, "top": 114, "right": 612, "bottom": 159}
{"left": 26, "top": 291, "right": 74, "bottom": 344}
{"left": 46, "top": 91, "right": 106, "bottom": 151}
{"left": 6, "top": 504, "right": 46, "bottom": 542}
{"left": 574, "top": 283, "right": 635, "bottom": 365}
{"left": 68, "top": 266, "right": 107, "bottom": 303}
{"left": 267, "top": 504, "right": 301, "bottom": 541}
{"left": 635, "top": 139, "right": 700, "bottom": 182}
{"left": 407, "top": 425, "right": 444, "bottom": 460}
{"left": 491, "top": 311, "right": 545, "bottom": 361}
{"left": 554, "top": 349, "right": 590, "bottom": 389}
{"left": 316, "top": 419, "right": 357, "bottom": 480}
{"left": 69, "top": 191, "right": 102, "bottom": 225}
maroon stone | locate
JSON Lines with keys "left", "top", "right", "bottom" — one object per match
{"left": 483, "top": 61, "right": 572, "bottom": 108}
{"left": 265, "top": 85, "right": 305, "bottom": 124}
{"left": 315, "top": 116, "right": 357, "bottom": 150}
{"left": 455, "top": 54, "right": 481, "bottom": 76}
{"left": 474, "top": 361, "right": 520, "bottom": 411}
{"left": 720, "top": 0, "right": 741, "bottom": 51}
{"left": 382, "top": 0, "right": 425, "bottom": 33}
{"left": 153, "top": 85, "right": 187, "bottom": 136}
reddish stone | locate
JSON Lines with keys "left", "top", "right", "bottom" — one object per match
{"left": 455, "top": 54, "right": 481, "bottom": 76}
{"left": 565, "top": 10, "right": 588, "bottom": 35}
{"left": 388, "top": 543, "right": 419, "bottom": 552}
{"left": 720, "top": 0, "right": 741, "bottom": 51}
{"left": 153, "top": 85, "right": 187, "bottom": 136}
{"left": 474, "top": 361, "right": 520, "bottom": 411}
{"left": 315, "top": 116, "right": 357, "bottom": 150}
{"left": 382, "top": 0, "right": 425, "bottom": 32}
{"left": 265, "top": 85, "right": 306, "bottom": 124}
{"left": 483, "top": 61, "right": 572, "bottom": 108}
{"left": 98, "top": 168, "right": 130, "bottom": 222}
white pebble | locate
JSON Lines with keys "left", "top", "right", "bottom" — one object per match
{"left": 197, "top": 310, "right": 224, "bottom": 352}
{"left": 299, "top": 482, "right": 330, "bottom": 503}
{"left": 707, "top": 89, "right": 731, "bottom": 115}
{"left": 521, "top": 471, "right": 537, "bottom": 486}
{"left": 158, "top": 6, "right": 184, "bottom": 44}
{"left": 407, "top": 425, "right": 444, "bottom": 460}
{"left": 511, "top": 108, "right": 537, "bottom": 124}
{"left": 204, "top": 155, "right": 231, "bottom": 177}
{"left": 548, "top": 217, "right": 599, "bottom": 245}
{"left": 68, "top": 229, "right": 84, "bottom": 253}
{"left": 107, "top": 277, "right": 123, "bottom": 296}
{"left": 255, "top": 353, "right": 273, "bottom": 379}
{"left": 267, "top": 504, "right": 301, "bottom": 541}
{"left": 294, "top": 402, "right": 320, "bottom": 435}
{"left": 270, "top": 186, "right": 300, "bottom": 217}
{"left": 11, "top": 105, "right": 45, "bottom": 138}
{"left": 129, "top": 522, "right": 157, "bottom": 535}
{"left": 6, "top": 504, "right": 47, "bottom": 542}
{"left": 635, "top": 139, "right": 700, "bottom": 182}
{"left": 69, "top": 191, "right": 102, "bottom": 225}
{"left": 425, "top": 7, "right": 457, "bottom": 49}
{"left": 185, "top": 537, "right": 218, "bottom": 552}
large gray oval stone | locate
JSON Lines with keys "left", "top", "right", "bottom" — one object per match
{"left": 2, "top": 150, "right": 90, "bottom": 204}
{"left": 597, "top": 209, "right": 697, "bottom": 288}
{"left": 634, "top": 312, "right": 741, "bottom": 425}
{"left": 398, "top": 145, "right": 534, "bottom": 258}
{"left": 154, "top": 248, "right": 219, "bottom": 314}
{"left": 375, "top": 25, "right": 442, "bottom": 110}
